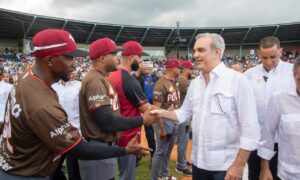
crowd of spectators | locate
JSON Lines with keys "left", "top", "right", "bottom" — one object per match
{"left": 0, "top": 48, "right": 299, "bottom": 84}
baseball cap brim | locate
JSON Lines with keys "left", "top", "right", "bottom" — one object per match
{"left": 180, "top": 65, "right": 194, "bottom": 69}
{"left": 66, "top": 49, "right": 89, "bottom": 57}
{"left": 111, "top": 47, "right": 124, "bottom": 53}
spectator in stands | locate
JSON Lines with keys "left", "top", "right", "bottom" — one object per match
{"left": 157, "top": 69, "right": 164, "bottom": 78}
{"left": 1, "top": 72, "right": 10, "bottom": 83}
{"left": 230, "top": 62, "right": 244, "bottom": 73}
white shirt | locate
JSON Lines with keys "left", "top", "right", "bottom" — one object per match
{"left": 175, "top": 62, "right": 261, "bottom": 171}
{"left": 258, "top": 88, "right": 300, "bottom": 179}
{"left": 52, "top": 80, "right": 81, "bottom": 129}
{"left": 245, "top": 60, "right": 294, "bottom": 128}
{"left": 0, "top": 81, "right": 13, "bottom": 122}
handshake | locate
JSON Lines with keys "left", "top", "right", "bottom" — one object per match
{"left": 125, "top": 105, "right": 177, "bottom": 157}
{"left": 142, "top": 105, "right": 167, "bottom": 139}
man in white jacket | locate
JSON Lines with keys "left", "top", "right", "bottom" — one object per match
{"left": 258, "top": 57, "right": 300, "bottom": 180}
{"left": 0, "top": 70, "right": 13, "bottom": 126}
{"left": 245, "top": 36, "right": 294, "bottom": 180}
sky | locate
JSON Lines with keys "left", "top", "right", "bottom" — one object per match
{"left": 0, "top": 0, "right": 299, "bottom": 28}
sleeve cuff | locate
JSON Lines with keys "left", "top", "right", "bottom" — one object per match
{"left": 239, "top": 137, "right": 260, "bottom": 151}
{"left": 174, "top": 109, "right": 185, "bottom": 124}
{"left": 257, "top": 147, "right": 276, "bottom": 160}
{"left": 56, "top": 136, "right": 83, "bottom": 156}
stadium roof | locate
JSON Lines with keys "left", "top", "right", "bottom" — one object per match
{"left": 0, "top": 8, "right": 299, "bottom": 47}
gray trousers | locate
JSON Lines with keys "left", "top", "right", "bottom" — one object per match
{"left": 151, "top": 123, "right": 177, "bottom": 180}
{"left": 117, "top": 154, "right": 136, "bottom": 180}
{"left": 176, "top": 124, "right": 190, "bottom": 169}
{"left": 0, "top": 172, "right": 49, "bottom": 180}
{"left": 78, "top": 140, "right": 116, "bottom": 180}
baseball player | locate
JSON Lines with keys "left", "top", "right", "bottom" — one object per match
{"left": 151, "top": 58, "right": 181, "bottom": 180}
{"left": 78, "top": 38, "right": 157, "bottom": 180}
{"left": 0, "top": 29, "right": 151, "bottom": 180}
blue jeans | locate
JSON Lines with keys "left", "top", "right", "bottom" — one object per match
{"left": 151, "top": 123, "right": 177, "bottom": 180}
{"left": 176, "top": 124, "right": 189, "bottom": 169}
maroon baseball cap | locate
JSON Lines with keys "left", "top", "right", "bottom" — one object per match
{"left": 165, "top": 58, "right": 180, "bottom": 68}
{"left": 121, "top": 41, "right": 149, "bottom": 56}
{"left": 180, "top": 61, "right": 194, "bottom": 69}
{"left": 32, "top": 29, "right": 88, "bottom": 58}
{"left": 89, "top": 38, "right": 123, "bottom": 60}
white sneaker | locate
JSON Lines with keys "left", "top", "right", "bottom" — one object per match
{"left": 159, "top": 176, "right": 177, "bottom": 180}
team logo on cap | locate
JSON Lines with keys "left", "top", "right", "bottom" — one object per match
{"left": 69, "top": 34, "right": 75, "bottom": 43}
{"left": 110, "top": 39, "right": 116, "bottom": 45}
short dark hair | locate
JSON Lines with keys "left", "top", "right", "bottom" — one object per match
{"left": 293, "top": 56, "right": 300, "bottom": 75}
{"left": 258, "top": 36, "right": 281, "bottom": 49}
{"left": 230, "top": 61, "right": 243, "bottom": 67}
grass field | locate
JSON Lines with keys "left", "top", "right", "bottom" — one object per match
{"left": 135, "top": 156, "right": 187, "bottom": 180}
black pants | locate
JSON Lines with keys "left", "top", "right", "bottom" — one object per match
{"left": 66, "top": 155, "right": 81, "bottom": 180}
{"left": 192, "top": 165, "right": 226, "bottom": 180}
{"left": 144, "top": 125, "right": 156, "bottom": 159}
{"left": 51, "top": 154, "right": 81, "bottom": 180}
{"left": 248, "top": 143, "right": 280, "bottom": 180}
{"left": 51, "top": 154, "right": 67, "bottom": 180}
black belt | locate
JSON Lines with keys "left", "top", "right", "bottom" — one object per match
{"left": 84, "top": 137, "right": 114, "bottom": 146}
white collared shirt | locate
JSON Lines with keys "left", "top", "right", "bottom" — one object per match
{"left": 0, "top": 81, "right": 13, "bottom": 122}
{"left": 52, "top": 80, "right": 81, "bottom": 129}
{"left": 245, "top": 60, "right": 294, "bottom": 128}
{"left": 175, "top": 62, "right": 261, "bottom": 171}
{"left": 258, "top": 88, "right": 300, "bottom": 179}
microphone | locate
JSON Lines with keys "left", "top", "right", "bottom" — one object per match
{"left": 263, "top": 76, "right": 268, "bottom": 82}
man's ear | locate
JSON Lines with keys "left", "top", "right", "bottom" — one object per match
{"left": 279, "top": 47, "right": 283, "bottom": 56}
{"left": 98, "top": 56, "right": 106, "bottom": 63}
{"left": 42, "top": 56, "right": 53, "bottom": 67}
{"left": 129, "top": 55, "right": 135, "bottom": 63}
{"left": 215, "top": 48, "right": 222, "bottom": 59}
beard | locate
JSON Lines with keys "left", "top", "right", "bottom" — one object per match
{"left": 131, "top": 59, "right": 140, "bottom": 71}
{"left": 175, "top": 71, "right": 180, "bottom": 78}
{"left": 107, "top": 63, "right": 117, "bottom": 72}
